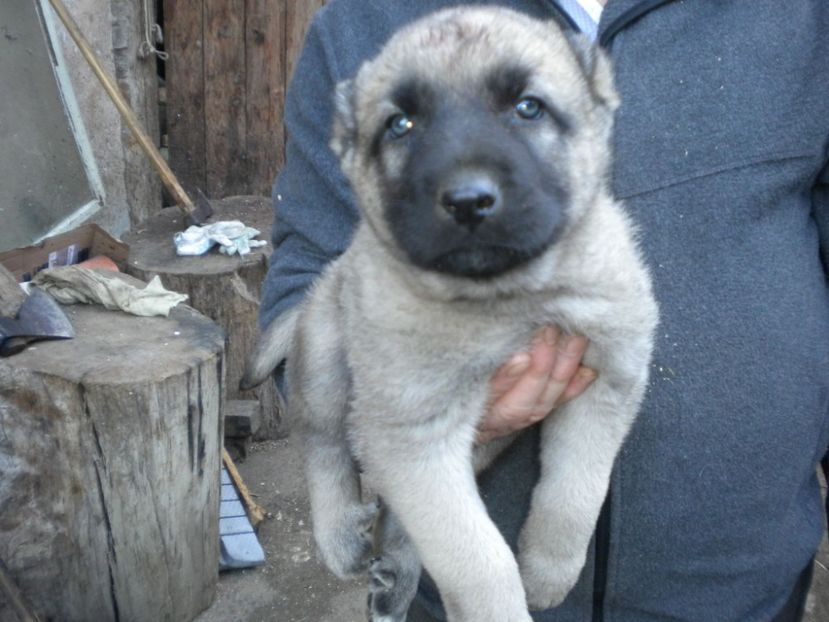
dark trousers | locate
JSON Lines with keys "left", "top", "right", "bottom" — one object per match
{"left": 404, "top": 562, "right": 814, "bottom": 622}
{"left": 405, "top": 600, "right": 441, "bottom": 622}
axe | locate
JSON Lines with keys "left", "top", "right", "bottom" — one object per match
{"left": 0, "top": 265, "right": 73, "bottom": 357}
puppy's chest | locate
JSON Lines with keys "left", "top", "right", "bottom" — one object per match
{"left": 346, "top": 303, "right": 538, "bottom": 408}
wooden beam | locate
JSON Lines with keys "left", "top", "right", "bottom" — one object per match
{"left": 163, "top": 0, "right": 207, "bottom": 198}
{"left": 204, "top": 0, "right": 248, "bottom": 197}
{"left": 285, "top": 0, "right": 325, "bottom": 87}
{"left": 246, "top": 0, "right": 287, "bottom": 196}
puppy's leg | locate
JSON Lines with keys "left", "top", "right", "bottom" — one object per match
{"left": 367, "top": 504, "right": 421, "bottom": 622}
{"left": 517, "top": 374, "right": 644, "bottom": 609}
{"left": 360, "top": 429, "right": 516, "bottom": 614}
{"left": 473, "top": 432, "right": 519, "bottom": 474}
{"left": 301, "top": 418, "right": 378, "bottom": 578}
{"left": 362, "top": 435, "right": 520, "bottom": 621}
{"left": 293, "top": 303, "right": 377, "bottom": 577}
{"left": 357, "top": 425, "right": 531, "bottom": 622}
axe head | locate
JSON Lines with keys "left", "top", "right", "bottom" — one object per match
{"left": 187, "top": 189, "right": 215, "bottom": 226}
{"left": 0, "top": 289, "right": 75, "bottom": 357}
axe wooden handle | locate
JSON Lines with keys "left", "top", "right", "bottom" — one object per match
{"left": 46, "top": 0, "right": 198, "bottom": 221}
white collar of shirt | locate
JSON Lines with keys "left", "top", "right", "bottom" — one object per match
{"left": 555, "top": 0, "right": 604, "bottom": 41}
{"left": 578, "top": 0, "right": 604, "bottom": 24}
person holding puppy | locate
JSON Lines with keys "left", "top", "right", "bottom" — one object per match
{"left": 260, "top": 0, "right": 829, "bottom": 620}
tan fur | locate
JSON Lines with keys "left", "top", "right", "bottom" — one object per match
{"left": 245, "top": 7, "right": 657, "bottom": 621}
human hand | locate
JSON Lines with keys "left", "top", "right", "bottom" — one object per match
{"left": 477, "top": 327, "right": 596, "bottom": 444}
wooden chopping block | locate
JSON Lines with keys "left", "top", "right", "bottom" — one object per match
{"left": 124, "top": 195, "right": 283, "bottom": 440}
{"left": 0, "top": 291, "right": 225, "bottom": 622}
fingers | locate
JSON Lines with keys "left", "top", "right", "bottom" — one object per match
{"left": 478, "top": 327, "right": 596, "bottom": 444}
{"left": 489, "top": 352, "right": 532, "bottom": 398}
{"left": 557, "top": 365, "right": 598, "bottom": 407}
{"left": 489, "top": 327, "right": 560, "bottom": 422}
{"left": 478, "top": 329, "right": 560, "bottom": 443}
{"left": 536, "top": 334, "right": 588, "bottom": 411}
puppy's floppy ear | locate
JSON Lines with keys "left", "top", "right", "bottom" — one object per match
{"left": 566, "top": 33, "right": 620, "bottom": 113}
{"left": 330, "top": 78, "right": 357, "bottom": 170}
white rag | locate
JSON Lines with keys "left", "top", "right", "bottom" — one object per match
{"left": 174, "top": 221, "right": 268, "bottom": 257}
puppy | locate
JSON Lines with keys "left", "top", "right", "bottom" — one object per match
{"left": 243, "top": 7, "right": 657, "bottom": 621}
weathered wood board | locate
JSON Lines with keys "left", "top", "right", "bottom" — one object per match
{"left": 286, "top": 0, "right": 326, "bottom": 83}
{"left": 204, "top": 0, "right": 248, "bottom": 198}
{"left": 123, "top": 196, "right": 283, "bottom": 440}
{"left": 163, "top": 0, "right": 207, "bottom": 199}
{"left": 163, "top": 0, "right": 326, "bottom": 197}
{"left": 246, "top": 0, "right": 287, "bottom": 198}
{"left": 0, "top": 300, "right": 225, "bottom": 622}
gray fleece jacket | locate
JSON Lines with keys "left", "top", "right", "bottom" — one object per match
{"left": 260, "top": 1, "right": 829, "bottom": 620}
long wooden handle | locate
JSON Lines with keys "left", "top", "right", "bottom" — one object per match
{"left": 47, "top": 0, "right": 195, "bottom": 217}
{"left": 222, "top": 448, "right": 267, "bottom": 527}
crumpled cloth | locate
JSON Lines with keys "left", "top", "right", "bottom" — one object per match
{"left": 174, "top": 220, "right": 268, "bottom": 257}
{"left": 32, "top": 266, "right": 188, "bottom": 317}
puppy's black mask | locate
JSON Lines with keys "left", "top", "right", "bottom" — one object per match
{"left": 376, "top": 67, "right": 569, "bottom": 279}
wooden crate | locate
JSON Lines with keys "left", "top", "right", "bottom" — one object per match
{"left": 163, "top": 0, "right": 326, "bottom": 199}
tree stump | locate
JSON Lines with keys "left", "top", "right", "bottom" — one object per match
{"left": 0, "top": 301, "right": 224, "bottom": 622}
{"left": 123, "top": 195, "right": 284, "bottom": 440}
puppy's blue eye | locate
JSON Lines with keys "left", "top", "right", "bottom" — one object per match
{"left": 387, "top": 114, "right": 414, "bottom": 138}
{"left": 515, "top": 97, "right": 544, "bottom": 120}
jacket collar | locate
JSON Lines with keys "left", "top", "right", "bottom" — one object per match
{"left": 542, "top": 0, "right": 681, "bottom": 47}
{"left": 598, "top": 0, "right": 681, "bottom": 47}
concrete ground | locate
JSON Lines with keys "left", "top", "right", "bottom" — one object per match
{"left": 197, "top": 437, "right": 829, "bottom": 622}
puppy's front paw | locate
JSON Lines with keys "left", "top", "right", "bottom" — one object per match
{"left": 365, "top": 555, "right": 419, "bottom": 622}
{"left": 316, "top": 501, "right": 378, "bottom": 578}
{"left": 518, "top": 548, "right": 583, "bottom": 611}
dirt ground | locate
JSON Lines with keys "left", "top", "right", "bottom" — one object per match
{"left": 196, "top": 438, "right": 366, "bottom": 622}
{"left": 196, "top": 437, "right": 829, "bottom": 622}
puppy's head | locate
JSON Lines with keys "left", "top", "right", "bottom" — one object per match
{"left": 332, "top": 8, "right": 618, "bottom": 289}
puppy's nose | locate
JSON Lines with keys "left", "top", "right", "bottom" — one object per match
{"left": 440, "top": 178, "right": 501, "bottom": 231}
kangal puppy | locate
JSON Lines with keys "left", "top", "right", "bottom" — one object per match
{"left": 243, "top": 7, "right": 657, "bottom": 622}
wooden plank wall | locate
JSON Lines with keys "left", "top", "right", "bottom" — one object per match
{"left": 164, "top": 0, "right": 326, "bottom": 199}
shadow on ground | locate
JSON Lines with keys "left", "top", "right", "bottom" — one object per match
{"left": 197, "top": 438, "right": 829, "bottom": 622}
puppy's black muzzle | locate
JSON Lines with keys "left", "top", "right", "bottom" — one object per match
{"left": 384, "top": 103, "right": 567, "bottom": 279}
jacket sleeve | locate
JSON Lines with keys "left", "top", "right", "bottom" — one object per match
{"left": 258, "top": 16, "right": 359, "bottom": 330}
